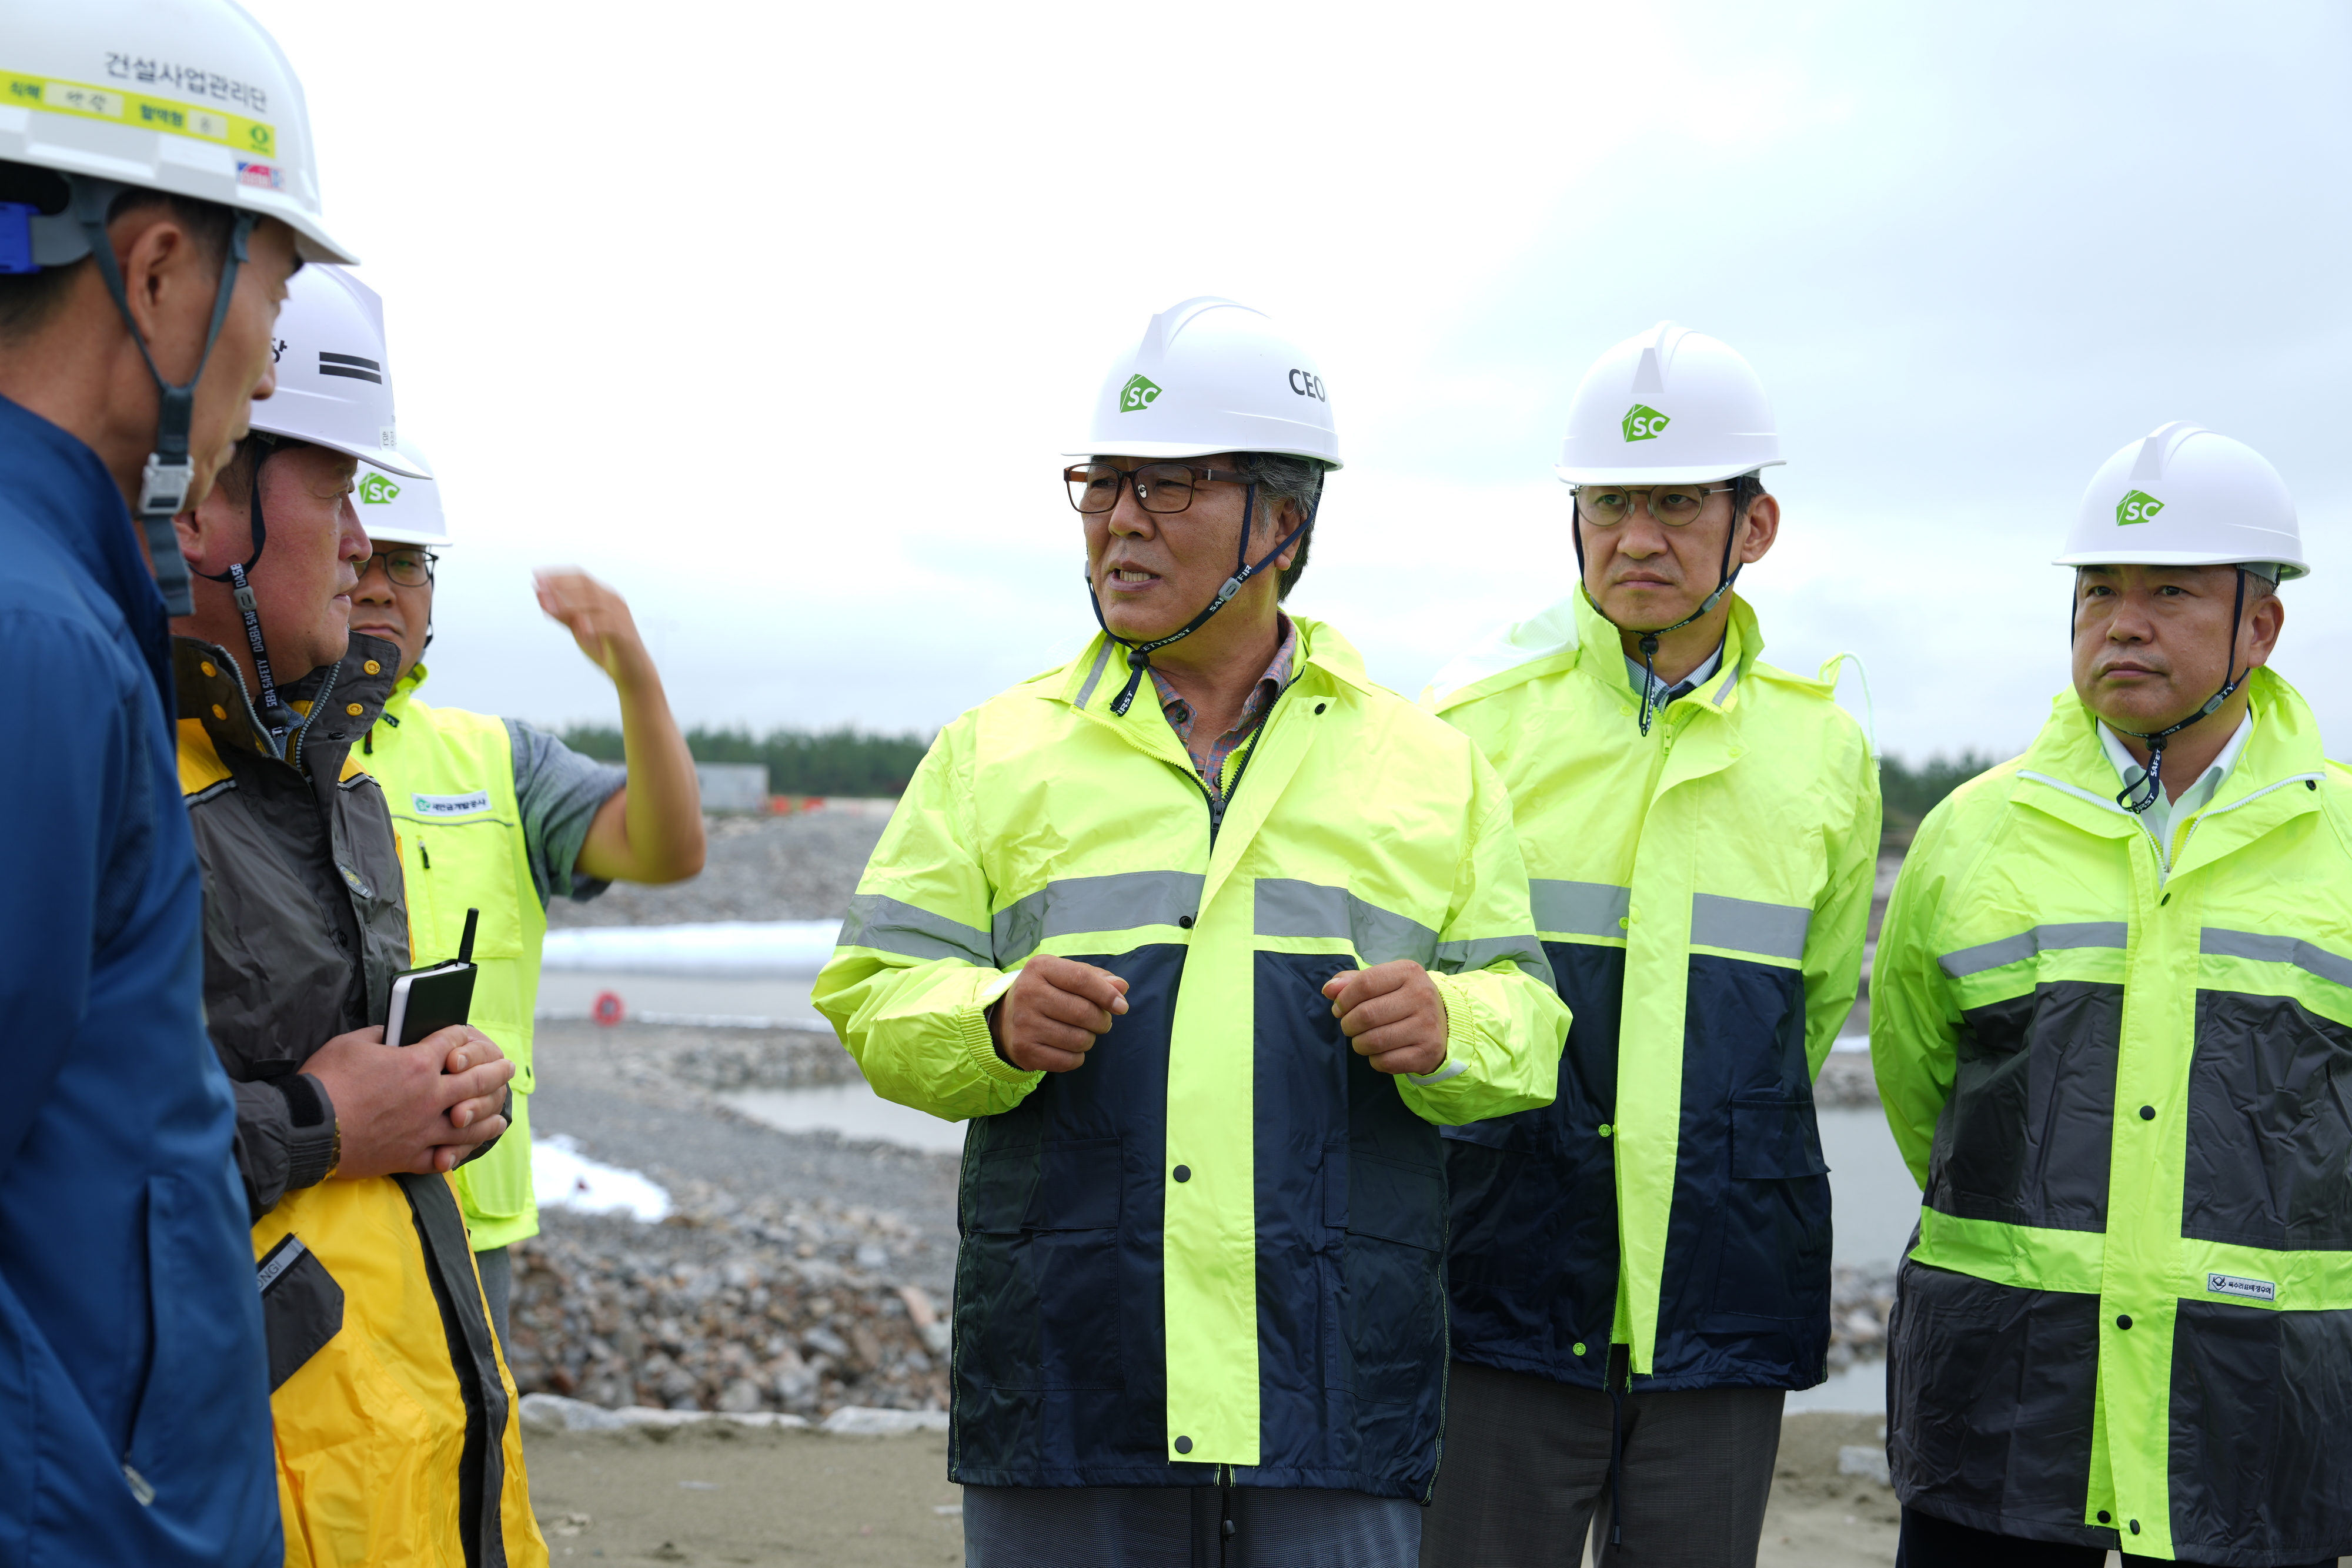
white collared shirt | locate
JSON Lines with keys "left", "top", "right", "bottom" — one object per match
{"left": 1624, "top": 641, "right": 1725, "bottom": 711}
{"left": 2099, "top": 712, "right": 2254, "bottom": 848}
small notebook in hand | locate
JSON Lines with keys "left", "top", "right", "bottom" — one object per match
{"left": 385, "top": 907, "right": 482, "bottom": 1048}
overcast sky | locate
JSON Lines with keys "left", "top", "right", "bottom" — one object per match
{"left": 243, "top": 0, "right": 2352, "bottom": 764}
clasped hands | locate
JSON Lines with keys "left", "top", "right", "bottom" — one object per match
{"left": 987, "top": 953, "right": 1448, "bottom": 1078}
{"left": 300, "top": 1024, "right": 516, "bottom": 1179}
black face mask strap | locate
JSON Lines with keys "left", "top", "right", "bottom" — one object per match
{"left": 2105, "top": 566, "right": 2249, "bottom": 815}
{"left": 1086, "top": 478, "right": 1318, "bottom": 717}
{"left": 69, "top": 176, "right": 258, "bottom": 617}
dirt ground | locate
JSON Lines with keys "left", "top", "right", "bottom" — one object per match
{"left": 523, "top": 1412, "right": 1902, "bottom": 1567}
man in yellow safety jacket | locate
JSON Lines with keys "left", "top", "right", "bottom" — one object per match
{"left": 1874, "top": 423, "right": 2350, "bottom": 1567}
{"left": 1419, "top": 324, "right": 1879, "bottom": 1567}
{"left": 346, "top": 449, "right": 705, "bottom": 1346}
{"left": 815, "top": 296, "right": 1568, "bottom": 1567}
{"left": 172, "top": 265, "right": 545, "bottom": 1568}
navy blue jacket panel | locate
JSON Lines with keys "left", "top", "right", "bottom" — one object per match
{"left": 0, "top": 394, "right": 281, "bottom": 1565}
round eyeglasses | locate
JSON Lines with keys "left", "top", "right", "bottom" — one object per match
{"left": 1065, "top": 462, "right": 1251, "bottom": 515}
{"left": 356, "top": 547, "right": 437, "bottom": 587}
{"left": 1573, "top": 483, "right": 1736, "bottom": 528}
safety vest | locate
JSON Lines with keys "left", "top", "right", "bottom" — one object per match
{"left": 362, "top": 666, "right": 549, "bottom": 1251}
{"left": 175, "top": 640, "right": 546, "bottom": 1568}
{"left": 814, "top": 616, "right": 1568, "bottom": 1498}
{"left": 1874, "top": 667, "right": 2352, "bottom": 1563}
{"left": 1425, "top": 590, "right": 1879, "bottom": 1386}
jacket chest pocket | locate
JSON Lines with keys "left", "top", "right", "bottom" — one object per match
{"left": 397, "top": 818, "right": 527, "bottom": 968}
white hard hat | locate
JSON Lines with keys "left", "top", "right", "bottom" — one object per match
{"left": 249, "top": 265, "right": 427, "bottom": 476}
{"left": 355, "top": 439, "right": 446, "bottom": 548}
{"left": 1067, "top": 296, "right": 1342, "bottom": 469}
{"left": 1555, "top": 322, "right": 1783, "bottom": 485}
{"left": 0, "top": 0, "right": 355, "bottom": 266}
{"left": 2056, "top": 422, "right": 2307, "bottom": 581}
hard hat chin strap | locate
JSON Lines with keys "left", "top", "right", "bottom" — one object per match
{"left": 2103, "top": 566, "right": 2249, "bottom": 815}
{"left": 1575, "top": 497, "right": 1743, "bottom": 737}
{"left": 194, "top": 435, "right": 303, "bottom": 752}
{"left": 68, "top": 175, "right": 259, "bottom": 618}
{"left": 1085, "top": 480, "right": 1318, "bottom": 717}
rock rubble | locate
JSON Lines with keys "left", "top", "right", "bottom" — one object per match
{"left": 507, "top": 1190, "right": 952, "bottom": 1420}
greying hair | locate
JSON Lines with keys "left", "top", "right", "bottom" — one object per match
{"left": 1234, "top": 452, "right": 1331, "bottom": 600}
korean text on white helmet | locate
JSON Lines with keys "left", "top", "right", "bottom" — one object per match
{"left": 2055, "top": 422, "right": 2307, "bottom": 581}
{"left": 1555, "top": 321, "right": 1782, "bottom": 485}
{"left": 355, "top": 439, "right": 446, "bottom": 548}
{"left": 1068, "top": 296, "right": 1342, "bottom": 467}
{"left": 0, "top": 0, "right": 354, "bottom": 266}
{"left": 251, "top": 265, "right": 427, "bottom": 475}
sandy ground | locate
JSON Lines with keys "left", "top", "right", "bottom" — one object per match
{"left": 522, "top": 1413, "right": 1902, "bottom": 1567}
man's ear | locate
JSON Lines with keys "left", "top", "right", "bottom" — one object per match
{"left": 2243, "top": 587, "right": 2286, "bottom": 670}
{"left": 1737, "top": 493, "right": 1782, "bottom": 567}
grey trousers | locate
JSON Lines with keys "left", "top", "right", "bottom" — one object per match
{"left": 475, "top": 1244, "right": 512, "bottom": 1358}
{"left": 964, "top": 1483, "right": 1421, "bottom": 1567}
{"left": 1420, "top": 1358, "right": 1785, "bottom": 1568}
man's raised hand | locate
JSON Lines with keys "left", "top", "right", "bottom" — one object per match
{"left": 990, "top": 954, "right": 1130, "bottom": 1073}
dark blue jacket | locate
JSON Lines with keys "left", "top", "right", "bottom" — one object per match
{"left": 0, "top": 395, "right": 280, "bottom": 1564}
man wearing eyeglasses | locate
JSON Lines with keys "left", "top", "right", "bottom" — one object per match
{"left": 1419, "top": 323, "right": 1879, "bottom": 1567}
{"left": 816, "top": 296, "right": 1567, "bottom": 1567}
{"left": 348, "top": 454, "right": 705, "bottom": 1348}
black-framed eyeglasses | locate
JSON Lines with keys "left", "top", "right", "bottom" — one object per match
{"left": 1573, "top": 483, "right": 1736, "bottom": 528}
{"left": 356, "top": 547, "right": 437, "bottom": 587}
{"left": 1065, "top": 462, "right": 1251, "bottom": 515}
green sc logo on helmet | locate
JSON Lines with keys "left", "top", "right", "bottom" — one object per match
{"left": 1621, "top": 403, "right": 1671, "bottom": 442}
{"left": 2116, "top": 489, "right": 2164, "bottom": 526}
{"left": 1119, "top": 374, "right": 1162, "bottom": 413}
{"left": 356, "top": 472, "right": 402, "bottom": 505}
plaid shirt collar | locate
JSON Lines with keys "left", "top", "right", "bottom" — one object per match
{"left": 1151, "top": 615, "right": 1297, "bottom": 800}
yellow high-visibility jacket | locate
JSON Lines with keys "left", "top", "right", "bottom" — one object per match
{"left": 1873, "top": 668, "right": 2352, "bottom": 1563}
{"left": 1425, "top": 590, "right": 1879, "bottom": 1386}
{"left": 816, "top": 616, "right": 1568, "bottom": 1499}
{"left": 175, "top": 638, "right": 546, "bottom": 1568}
{"left": 363, "top": 669, "right": 553, "bottom": 1252}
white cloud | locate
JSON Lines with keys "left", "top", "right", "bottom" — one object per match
{"left": 245, "top": 0, "right": 2352, "bottom": 760}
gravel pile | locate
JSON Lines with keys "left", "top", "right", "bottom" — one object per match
{"left": 508, "top": 1191, "right": 951, "bottom": 1420}
{"left": 590, "top": 1021, "right": 867, "bottom": 1093}
{"left": 1827, "top": 1264, "right": 1897, "bottom": 1370}
{"left": 549, "top": 808, "right": 891, "bottom": 929}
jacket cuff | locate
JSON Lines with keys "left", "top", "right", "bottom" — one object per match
{"left": 960, "top": 974, "right": 1041, "bottom": 1089}
{"left": 280, "top": 1073, "right": 340, "bottom": 1189}
{"left": 1408, "top": 979, "right": 1476, "bottom": 1087}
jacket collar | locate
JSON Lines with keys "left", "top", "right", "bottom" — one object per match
{"left": 1059, "top": 613, "right": 1381, "bottom": 721}
{"left": 2013, "top": 667, "right": 2326, "bottom": 858}
{"left": 174, "top": 632, "right": 404, "bottom": 778}
{"left": 380, "top": 659, "right": 430, "bottom": 725}
{"left": 1426, "top": 586, "right": 1763, "bottom": 716}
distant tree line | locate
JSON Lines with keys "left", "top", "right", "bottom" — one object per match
{"left": 556, "top": 721, "right": 2001, "bottom": 832}
{"left": 556, "top": 724, "right": 937, "bottom": 798}
{"left": 1881, "top": 750, "right": 2002, "bottom": 845}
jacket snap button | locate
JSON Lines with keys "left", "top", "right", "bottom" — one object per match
{"left": 345, "top": 702, "right": 364, "bottom": 717}
{"left": 1598, "top": 1124, "right": 1612, "bottom": 1138}
{"left": 1173, "top": 1165, "right": 1191, "bottom": 1182}
{"left": 2129, "top": 1521, "right": 2140, "bottom": 1535}
{"left": 2116, "top": 1314, "right": 2132, "bottom": 1330}
{"left": 211, "top": 704, "right": 226, "bottom": 720}
{"left": 2097, "top": 1511, "right": 2111, "bottom": 1524}
{"left": 362, "top": 660, "right": 380, "bottom": 675}
{"left": 1572, "top": 1341, "right": 1587, "bottom": 1357}
{"left": 199, "top": 661, "right": 216, "bottom": 677}
{"left": 1174, "top": 1436, "right": 1192, "bottom": 1455}
{"left": 1178, "top": 915, "right": 1194, "bottom": 929}
{"left": 1618, "top": 917, "right": 1630, "bottom": 930}
{"left": 2139, "top": 1105, "right": 2155, "bottom": 1121}
{"left": 1314, "top": 703, "right": 1327, "bottom": 714}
